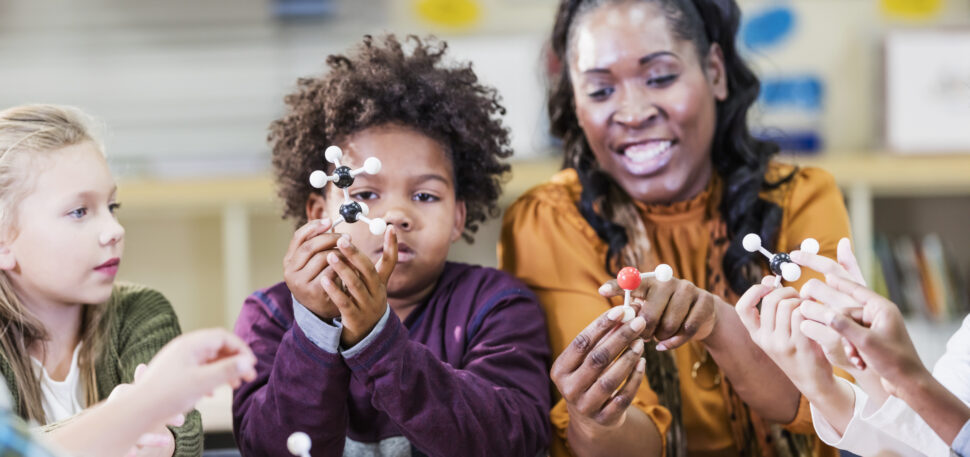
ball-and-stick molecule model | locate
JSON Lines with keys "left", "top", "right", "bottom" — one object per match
{"left": 287, "top": 431, "right": 312, "bottom": 457}
{"left": 742, "top": 234, "right": 820, "bottom": 287}
{"left": 614, "top": 264, "right": 675, "bottom": 323}
{"left": 309, "top": 145, "right": 387, "bottom": 236}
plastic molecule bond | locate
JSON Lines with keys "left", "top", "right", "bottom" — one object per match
{"left": 287, "top": 431, "right": 311, "bottom": 457}
{"left": 614, "top": 264, "right": 675, "bottom": 323}
{"left": 309, "top": 145, "right": 387, "bottom": 236}
{"left": 742, "top": 234, "right": 820, "bottom": 287}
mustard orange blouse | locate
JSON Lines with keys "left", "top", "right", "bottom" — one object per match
{"left": 499, "top": 163, "right": 850, "bottom": 457}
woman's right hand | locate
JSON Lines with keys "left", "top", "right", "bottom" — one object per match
{"left": 551, "top": 308, "right": 646, "bottom": 433}
{"left": 283, "top": 218, "right": 342, "bottom": 319}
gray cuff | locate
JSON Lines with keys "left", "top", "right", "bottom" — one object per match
{"left": 341, "top": 306, "right": 391, "bottom": 358}
{"left": 292, "top": 295, "right": 342, "bottom": 354}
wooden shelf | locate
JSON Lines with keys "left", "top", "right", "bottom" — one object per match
{"left": 778, "top": 153, "right": 970, "bottom": 196}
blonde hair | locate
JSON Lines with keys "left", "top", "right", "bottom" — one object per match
{"left": 0, "top": 104, "right": 110, "bottom": 423}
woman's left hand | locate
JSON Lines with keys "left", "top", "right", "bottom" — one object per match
{"left": 599, "top": 276, "right": 719, "bottom": 350}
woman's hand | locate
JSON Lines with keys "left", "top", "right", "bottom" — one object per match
{"left": 551, "top": 308, "right": 646, "bottom": 433}
{"left": 599, "top": 277, "right": 718, "bottom": 350}
{"left": 799, "top": 275, "right": 927, "bottom": 398}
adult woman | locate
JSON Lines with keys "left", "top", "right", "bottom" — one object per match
{"left": 499, "top": 0, "right": 849, "bottom": 456}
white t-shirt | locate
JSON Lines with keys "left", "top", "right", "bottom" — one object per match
{"left": 812, "top": 313, "right": 970, "bottom": 457}
{"left": 30, "top": 343, "right": 86, "bottom": 424}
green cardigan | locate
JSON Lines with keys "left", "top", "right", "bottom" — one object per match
{"left": 0, "top": 282, "right": 202, "bottom": 457}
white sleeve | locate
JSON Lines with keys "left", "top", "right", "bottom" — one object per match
{"left": 864, "top": 395, "right": 951, "bottom": 456}
{"left": 811, "top": 377, "right": 925, "bottom": 457}
{"left": 933, "top": 314, "right": 970, "bottom": 406}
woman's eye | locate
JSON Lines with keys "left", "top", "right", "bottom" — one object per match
{"left": 589, "top": 87, "right": 614, "bottom": 99}
{"left": 413, "top": 193, "right": 439, "bottom": 203}
{"left": 352, "top": 191, "right": 378, "bottom": 201}
{"left": 647, "top": 74, "right": 678, "bottom": 87}
{"left": 68, "top": 208, "right": 87, "bottom": 219}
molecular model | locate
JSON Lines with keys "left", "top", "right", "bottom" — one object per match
{"left": 287, "top": 431, "right": 312, "bottom": 457}
{"left": 309, "top": 145, "right": 387, "bottom": 236}
{"left": 614, "top": 264, "right": 675, "bottom": 323}
{"left": 742, "top": 234, "right": 820, "bottom": 287}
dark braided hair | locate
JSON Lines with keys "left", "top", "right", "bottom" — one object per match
{"left": 270, "top": 34, "right": 512, "bottom": 242}
{"left": 549, "top": 0, "right": 794, "bottom": 295}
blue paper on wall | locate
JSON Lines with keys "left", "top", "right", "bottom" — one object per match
{"left": 742, "top": 5, "right": 796, "bottom": 50}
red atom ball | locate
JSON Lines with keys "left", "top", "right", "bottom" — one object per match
{"left": 616, "top": 267, "right": 642, "bottom": 291}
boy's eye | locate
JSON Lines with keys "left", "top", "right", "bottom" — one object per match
{"left": 68, "top": 208, "right": 87, "bottom": 219}
{"left": 352, "top": 191, "right": 378, "bottom": 201}
{"left": 108, "top": 203, "right": 122, "bottom": 214}
{"left": 413, "top": 193, "right": 439, "bottom": 203}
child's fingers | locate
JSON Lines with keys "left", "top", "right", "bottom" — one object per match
{"left": 797, "top": 300, "right": 837, "bottom": 325}
{"left": 135, "top": 432, "right": 171, "bottom": 447}
{"left": 289, "top": 234, "right": 341, "bottom": 272}
{"left": 760, "top": 286, "right": 794, "bottom": 334}
{"left": 327, "top": 248, "right": 368, "bottom": 306}
{"left": 826, "top": 275, "right": 887, "bottom": 310}
{"left": 286, "top": 218, "right": 330, "bottom": 254}
{"left": 335, "top": 235, "right": 381, "bottom": 293}
{"left": 790, "top": 249, "right": 852, "bottom": 282}
{"left": 836, "top": 238, "right": 866, "bottom": 286}
{"left": 775, "top": 297, "right": 801, "bottom": 337}
{"left": 799, "top": 318, "right": 848, "bottom": 366}
{"left": 167, "top": 413, "right": 186, "bottom": 427}
{"left": 800, "top": 279, "right": 863, "bottom": 313}
{"left": 325, "top": 253, "right": 367, "bottom": 309}
{"left": 735, "top": 281, "right": 772, "bottom": 333}
{"left": 376, "top": 226, "right": 398, "bottom": 283}
{"left": 133, "top": 363, "right": 148, "bottom": 383}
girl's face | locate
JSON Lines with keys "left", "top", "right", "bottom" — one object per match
{"left": 0, "top": 141, "right": 124, "bottom": 307}
{"left": 568, "top": 1, "right": 727, "bottom": 204}
{"left": 308, "top": 124, "right": 466, "bottom": 303}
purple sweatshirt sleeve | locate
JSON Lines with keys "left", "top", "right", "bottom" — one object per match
{"left": 343, "top": 289, "right": 551, "bottom": 457}
{"left": 232, "top": 292, "right": 350, "bottom": 457}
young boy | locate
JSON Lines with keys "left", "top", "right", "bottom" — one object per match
{"left": 232, "top": 35, "right": 551, "bottom": 457}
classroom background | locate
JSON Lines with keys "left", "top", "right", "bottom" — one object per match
{"left": 2, "top": 0, "right": 969, "bottom": 450}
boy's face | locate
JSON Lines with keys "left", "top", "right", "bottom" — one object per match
{"left": 310, "top": 124, "right": 466, "bottom": 303}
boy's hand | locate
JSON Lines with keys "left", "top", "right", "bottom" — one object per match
{"left": 322, "top": 226, "right": 398, "bottom": 348}
{"left": 283, "top": 218, "right": 341, "bottom": 319}
{"left": 736, "top": 277, "right": 838, "bottom": 398}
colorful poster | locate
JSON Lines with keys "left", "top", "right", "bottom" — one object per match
{"left": 415, "top": 0, "right": 481, "bottom": 28}
{"left": 881, "top": 0, "right": 943, "bottom": 20}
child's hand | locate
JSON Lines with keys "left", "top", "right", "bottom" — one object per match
{"left": 735, "top": 277, "right": 838, "bottom": 398}
{"left": 135, "top": 329, "right": 258, "bottom": 421}
{"left": 283, "top": 218, "right": 342, "bottom": 319}
{"left": 322, "top": 226, "right": 398, "bottom": 348}
{"left": 598, "top": 276, "right": 718, "bottom": 350}
{"left": 800, "top": 275, "right": 928, "bottom": 397}
{"left": 107, "top": 368, "right": 178, "bottom": 457}
{"left": 791, "top": 237, "right": 866, "bottom": 286}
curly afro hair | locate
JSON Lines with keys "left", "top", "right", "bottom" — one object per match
{"left": 269, "top": 34, "right": 513, "bottom": 242}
